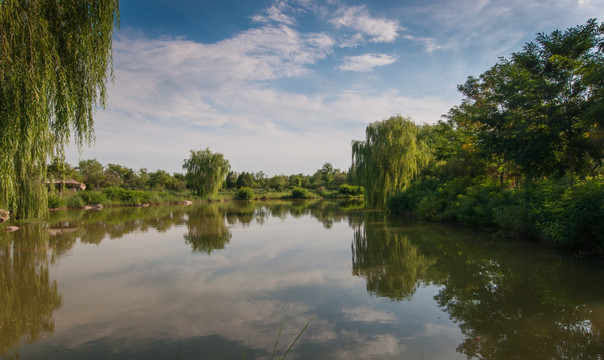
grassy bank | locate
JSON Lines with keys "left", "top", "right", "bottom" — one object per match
{"left": 47, "top": 185, "right": 362, "bottom": 210}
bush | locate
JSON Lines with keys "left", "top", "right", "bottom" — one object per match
{"left": 338, "top": 184, "right": 364, "bottom": 197}
{"left": 536, "top": 181, "right": 604, "bottom": 251}
{"left": 48, "top": 195, "right": 65, "bottom": 209}
{"left": 233, "top": 187, "right": 254, "bottom": 201}
{"left": 103, "top": 186, "right": 127, "bottom": 201}
{"left": 291, "top": 187, "right": 310, "bottom": 199}
{"left": 66, "top": 195, "right": 85, "bottom": 208}
{"left": 79, "top": 191, "right": 107, "bottom": 205}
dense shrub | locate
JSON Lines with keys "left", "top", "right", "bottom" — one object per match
{"left": 66, "top": 195, "right": 85, "bottom": 208}
{"left": 291, "top": 187, "right": 311, "bottom": 199}
{"left": 338, "top": 184, "right": 364, "bottom": 196}
{"left": 48, "top": 195, "right": 65, "bottom": 209}
{"left": 102, "top": 186, "right": 156, "bottom": 205}
{"left": 387, "top": 176, "right": 604, "bottom": 252}
{"left": 536, "top": 181, "right": 604, "bottom": 251}
{"left": 79, "top": 191, "right": 107, "bottom": 205}
{"left": 233, "top": 187, "right": 254, "bottom": 201}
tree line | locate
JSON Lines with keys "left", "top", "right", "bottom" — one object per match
{"left": 350, "top": 20, "right": 603, "bottom": 252}
{"left": 45, "top": 154, "right": 351, "bottom": 196}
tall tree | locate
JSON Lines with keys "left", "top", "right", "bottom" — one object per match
{"left": 0, "top": 1, "right": 120, "bottom": 219}
{"left": 183, "top": 148, "right": 230, "bottom": 197}
{"left": 351, "top": 115, "right": 431, "bottom": 208}
{"left": 450, "top": 20, "right": 604, "bottom": 183}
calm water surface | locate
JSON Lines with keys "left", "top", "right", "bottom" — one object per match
{"left": 1, "top": 200, "right": 603, "bottom": 359}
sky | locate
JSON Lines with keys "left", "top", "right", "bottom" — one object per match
{"left": 65, "top": 0, "right": 603, "bottom": 176}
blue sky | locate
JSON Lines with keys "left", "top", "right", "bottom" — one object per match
{"left": 66, "top": 0, "right": 603, "bottom": 176}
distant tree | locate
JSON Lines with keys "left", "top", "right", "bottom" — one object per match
{"left": 171, "top": 173, "right": 187, "bottom": 191}
{"left": 183, "top": 148, "right": 231, "bottom": 197}
{"left": 0, "top": 1, "right": 119, "bottom": 219}
{"left": 236, "top": 172, "right": 255, "bottom": 189}
{"left": 269, "top": 175, "right": 288, "bottom": 191}
{"left": 225, "top": 171, "right": 238, "bottom": 189}
{"left": 351, "top": 115, "right": 431, "bottom": 208}
{"left": 78, "top": 159, "right": 106, "bottom": 190}
{"left": 104, "top": 164, "right": 137, "bottom": 188}
{"left": 47, "top": 159, "right": 82, "bottom": 182}
{"left": 134, "top": 168, "right": 150, "bottom": 190}
{"left": 148, "top": 170, "right": 173, "bottom": 191}
{"left": 255, "top": 171, "right": 268, "bottom": 189}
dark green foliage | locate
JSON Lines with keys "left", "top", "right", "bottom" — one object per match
{"left": 78, "top": 191, "right": 107, "bottom": 205}
{"left": 337, "top": 184, "right": 364, "bottom": 197}
{"left": 66, "top": 195, "right": 85, "bottom": 208}
{"left": 236, "top": 172, "right": 255, "bottom": 189}
{"left": 291, "top": 187, "right": 311, "bottom": 199}
{"left": 233, "top": 187, "right": 254, "bottom": 201}
{"left": 388, "top": 177, "right": 604, "bottom": 252}
{"left": 47, "top": 195, "right": 65, "bottom": 209}
{"left": 103, "top": 186, "right": 154, "bottom": 205}
{"left": 536, "top": 181, "right": 604, "bottom": 251}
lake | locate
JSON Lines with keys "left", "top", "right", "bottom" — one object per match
{"left": 1, "top": 200, "right": 603, "bottom": 359}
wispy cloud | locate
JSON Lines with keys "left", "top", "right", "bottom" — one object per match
{"left": 338, "top": 53, "right": 397, "bottom": 71}
{"left": 251, "top": 0, "right": 298, "bottom": 25}
{"left": 329, "top": 5, "right": 401, "bottom": 43}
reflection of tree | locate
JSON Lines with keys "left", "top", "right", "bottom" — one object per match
{"left": 0, "top": 225, "right": 63, "bottom": 358}
{"left": 351, "top": 212, "right": 435, "bottom": 300}
{"left": 184, "top": 205, "right": 232, "bottom": 254}
{"left": 389, "top": 220, "right": 604, "bottom": 360}
{"left": 433, "top": 246, "right": 604, "bottom": 360}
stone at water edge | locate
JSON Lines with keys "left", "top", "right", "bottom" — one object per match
{"left": 0, "top": 209, "right": 9, "bottom": 223}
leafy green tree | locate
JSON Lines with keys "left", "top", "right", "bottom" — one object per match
{"left": 236, "top": 172, "right": 255, "bottom": 189}
{"left": 47, "top": 159, "right": 82, "bottom": 183}
{"left": 104, "top": 164, "right": 137, "bottom": 189}
{"left": 77, "top": 159, "right": 105, "bottom": 190}
{"left": 148, "top": 170, "right": 173, "bottom": 191}
{"left": 0, "top": 0, "right": 120, "bottom": 219}
{"left": 351, "top": 115, "right": 431, "bottom": 208}
{"left": 183, "top": 148, "right": 230, "bottom": 197}
{"left": 225, "top": 171, "right": 238, "bottom": 189}
{"left": 269, "top": 175, "right": 288, "bottom": 191}
{"left": 451, "top": 20, "right": 603, "bottom": 184}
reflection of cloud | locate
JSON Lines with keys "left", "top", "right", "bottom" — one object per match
{"left": 342, "top": 307, "right": 396, "bottom": 323}
{"left": 334, "top": 333, "right": 407, "bottom": 359}
{"left": 49, "top": 217, "right": 355, "bottom": 354}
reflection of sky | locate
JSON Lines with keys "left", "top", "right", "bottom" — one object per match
{"left": 21, "top": 212, "right": 464, "bottom": 359}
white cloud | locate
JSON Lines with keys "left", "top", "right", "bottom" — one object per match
{"left": 329, "top": 5, "right": 401, "bottom": 43}
{"left": 339, "top": 53, "right": 397, "bottom": 72}
{"left": 404, "top": 35, "right": 445, "bottom": 53}
{"left": 251, "top": 0, "right": 297, "bottom": 25}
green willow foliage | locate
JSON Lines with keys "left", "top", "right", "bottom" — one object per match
{"left": 0, "top": 0, "right": 120, "bottom": 219}
{"left": 183, "top": 148, "right": 231, "bottom": 198}
{"left": 351, "top": 115, "right": 431, "bottom": 208}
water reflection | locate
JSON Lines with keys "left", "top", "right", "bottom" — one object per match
{"left": 184, "top": 205, "right": 231, "bottom": 254}
{"left": 0, "top": 201, "right": 602, "bottom": 359}
{"left": 350, "top": 212, "right": 604, "bottom": 359}
{"left": 351, "top": 212, "right": 435, "bottom": 300}
{"left": 0, "top": 225, "right": 62, "bottom": 358}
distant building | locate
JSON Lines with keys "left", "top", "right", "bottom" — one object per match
{"left": 46, "top": 179, "right": 86, "bottom": 192}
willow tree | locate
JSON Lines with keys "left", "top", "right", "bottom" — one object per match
{"left": 0, "top": 1, "right": 120, "bottom": 219}
{"left": 351, "top": 115, "right": 431, "bottom": 208}
{"left": 183, "top": 148, "right": 231, "bottom": 198}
